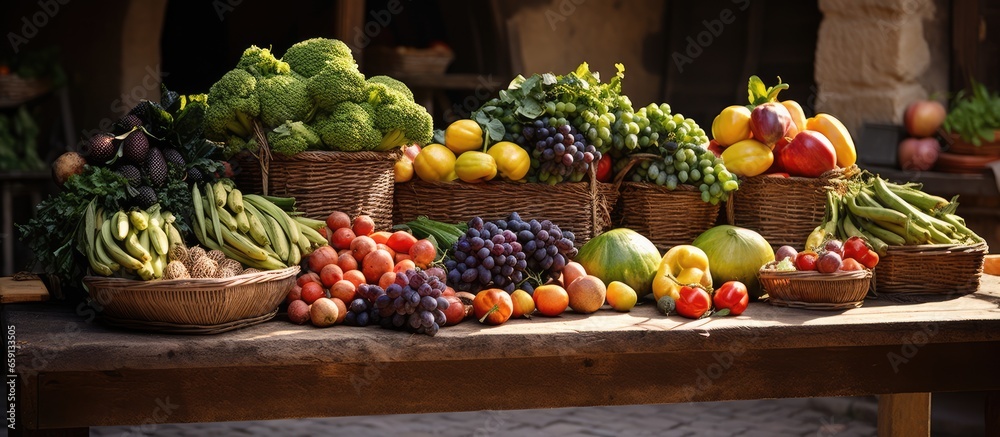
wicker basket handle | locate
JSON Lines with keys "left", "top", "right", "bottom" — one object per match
{"left": 250, "top": 120, "right": 272, "bottom": 196}
{"left": 610, "top": 153, "right": 661, "bottom": 192}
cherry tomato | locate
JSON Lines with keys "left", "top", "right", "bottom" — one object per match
{"left": 712, "top": 281, "right": 749, "bottom": 315}
{"left": 676, "top": 286, "right": 712, "bottom": 319}
{"left": 795, "top": 251, "right": 819, "bottom": 271}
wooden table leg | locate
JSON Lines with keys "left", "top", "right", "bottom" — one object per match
{"left": 878, "top": 392, "right": 930, "bottom": 437}
{"left": 987, "top": 391, "right": 1000, "bottom": 436}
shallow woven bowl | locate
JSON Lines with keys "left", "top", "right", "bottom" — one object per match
{"left": 83, "top": 266, "right": 299, "bottom": 329}
{"left": 759, "top": 265, "right": 873, "bottom": 310}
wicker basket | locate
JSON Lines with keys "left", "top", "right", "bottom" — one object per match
{"left": 83, "top": 266, "right": 299, "bottom": 333}
{"left": 233, "top": 122, "right": 399, "bottom": 230}
{"left": 615, "top": 154, "right": 721, "bottom": 251}
{"left": 393, "top": 171, "right": 618, "bottom": 246}
{"left": 366, "top": 46, "right": 454, "bottom": 76}
{"left": 727, "top": 166, "right": 857, "bottom": 249}
{"left": 759, "top": 265, "right": 873, "bottom": 310}
{"left": 0, "top": 74, "right": 50, "bottom": 108}
{"left": 874, "top": 242, "right": 988, "bottom": 295}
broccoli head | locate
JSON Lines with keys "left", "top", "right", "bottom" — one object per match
{"left": 366, "top": 75, "right": 415, "bottom": 102}
{"left": 257, "top": 74, "right": 312, "bottom": 128}
{"left": 237, "top": 46, "right": 291, "bottom": 78}
{"left": 373, "top": 101, "right": 433, "bottom": 150}
{"left": 310, "top": 102, "right": 382, "bottom": 152}
{"left": 307, "top": 64, "right": 367, "bottom": 112}
{"left": 267, "top": 121, "right": 320, "bottom": 156}
{"left": 204, "top": 69, "right": 260, "bottom": 141}
{"left": 222, "top": 135, "right": 259, "bottom": 159}
{"left": 281, "top": 38, "right": 355, "bottom": 78}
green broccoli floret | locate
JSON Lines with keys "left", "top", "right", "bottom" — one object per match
{"left": 222, "top": 135, "right": 258, "bottom": 159}
{"left": 307, "top": 64, "right": 367, "bottom": 111}
{"left": 237, "top": 46, "right": 290, "bottom": 78}
{"left": 267, "top": 121, "right": 320, "bottom": 156}
{"left": 310, "top": 102, "right": 382, "bottom": 152}
{"left": 364, "top": 82, "right": 433, "bottom": 150}
{"left": 257, "top": 74, "right": 312, "bottom": 128}
{"left": 281, "top": 38, "right": 355, "bottom": 78}
{"left": 366, "top": 75, "right": 415, "bottom": 102}
{"left": 204, "top": 69, "right": 260, "bottom": 141}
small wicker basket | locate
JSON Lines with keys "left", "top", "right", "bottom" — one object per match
{"left": 83, "top": 266, "right": 299, "bottom": 334}
{"left": 759, "top": 264, "right": 873, "bottom": 310}
{"left": 233, "top": 122, "right": 399, "bottom": 230}
{"left": 365, "top": 46, "right": 455, "bottom": 76}
{"left": 0, "top": 74, "right": 50, "bottom": 108}
{"left": 874, "top": 242, "right": 988, "bottom": 295}
{"left": 615, "top": 154, "right": 721, "bottom": 251}
{"left": 727, "top": 166, "right": 857, "bottom": 249}
{"left": 393, "top": 169, "right": 618, "bottom": 246}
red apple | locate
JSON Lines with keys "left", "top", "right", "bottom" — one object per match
{"left": 904, "top": 100, "right": 946, "bottom": 138}
{"left": 780, "top": 131, "right": 837, "bottom": 178}
{"left": 750, "top": 102, "right": 792, "bottom": 145}
{"left": 898, "top": 137, "right": 941, "bottom": 171}
{"left": 707, "top": 139, "right": 725, "bottom": 158}
{"left": 766, "top": 136, "right": 791, "bottom": 173}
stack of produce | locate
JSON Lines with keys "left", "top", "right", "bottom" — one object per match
{"left": 20, "top": 87, "right": 229, "bottom": 287}
{"left": 711, "top": 76, "right": 856, "bottom": 178}
{"left": 205, "top": 38, "right": 433, "bottom": 157}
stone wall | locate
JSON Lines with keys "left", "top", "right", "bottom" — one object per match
{"left": 814, "top": 0, "right": 948, "bottom": 136}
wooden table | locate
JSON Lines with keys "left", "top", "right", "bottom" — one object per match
{"left": 7, "top": 275, "right": 1000, "bottom": 436}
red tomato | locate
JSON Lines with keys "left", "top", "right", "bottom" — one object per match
{"left": 855, "top": 249, "right": 880, "bottom": 269}
{"left": 842, "top": 236, "right": 868, "bottom": 261}
{"left": 840, "top": 258, "right": 864, "bottom": 271}
{"left": 795, "top": 251, "right": 819, "bottom": 271}
{"left": 595, "top": 155, "right": 612, "bottom": 183}
{"left": 676, "top": 286, "right": 712, "bottom": 319}
{"left": 712, "top": 281, "right": 749, "bottom": 315}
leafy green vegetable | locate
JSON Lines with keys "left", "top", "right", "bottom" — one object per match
{"left": 17, "top": 167, "right": 130, "bottom": 285}
{"left": 943, "top": 80, "right": 1000, "bottom": 145}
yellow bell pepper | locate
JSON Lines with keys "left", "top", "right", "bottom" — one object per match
{"left": 486, "top": 141, "right": 530, "bottom": 181}
{"left": 444, "top": 119, "right": 484, "bottom": 154}
{"left": 413, "top": 144, "right": 458, "bottom": 182}
{"left": 782, "top": 100, "right": 807, "bottom": 138}
{"left": 807, "top": 114, "right": 856, "bottom": 167}
{"left": 454, "top": 151, "right": 497, "bottom": 183}
{"left": 721, "top": 139, "right": 773, "bottom": 177}
{"left": 711, "top": 105, "right": 752, "bottom": 146}
{"left": 653, "top": 245, "right": 713, "bottom": 301}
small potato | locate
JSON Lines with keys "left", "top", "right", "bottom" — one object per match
{"left": 287, "top": 300, "right": 311, "bottom": 325}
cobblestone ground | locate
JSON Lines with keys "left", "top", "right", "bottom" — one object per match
{"left": 91, "top": 397, "right": 879, "bottom": 437}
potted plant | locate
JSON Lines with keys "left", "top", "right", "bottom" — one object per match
{"left": 942, "top": 80, "right": 1000, "bottom": 156}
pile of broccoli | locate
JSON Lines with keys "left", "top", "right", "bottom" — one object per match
{"left": 204, "top": 38, "right": 434, "bottom": 156}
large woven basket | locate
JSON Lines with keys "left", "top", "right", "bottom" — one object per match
{"left": 234, "top": 122, "right": 399, "bottom": 230}
{"left": 618, "top": 183, "right": 719, "bottom": 251}
{"left": 614, "top": 153, "right": 720, "bottom": 251}
{"left": 759, "top": 265, "right": 873, "bottom": 310}
{"left": 874, "top": 242, "right": 988, "bottom": 295}
{"left": 727, "top": 166, "right": 857, "bottom": 248}
{"left": 82, "top": 266, "right": 299, "bottom": 333}
{"left": 393, "top": 172, "right": 618, "bottom": 246}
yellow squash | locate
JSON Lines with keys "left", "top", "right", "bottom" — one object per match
{"left": 454, "top": 151, "right": 497, "bottom": 183}
{"left": 444, "top": 119, "right": 484, "bottom": 154}
{"left": 711, "top": 105, "right": 752, "bottom": 146}
{"left": 486, "top": 141, "right": 530, "bottom": 180}
{"left": 413, "top": 144, "right": 458, "bottom": 182}
{"left": 782, "top": 100, "right": 807, "bottom": 138}
{"left": 721, "top": 139, "right": 773, "bottom": 177}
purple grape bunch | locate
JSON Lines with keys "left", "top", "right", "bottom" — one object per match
{"left": 347, "top": 268, "right": 450, "bottom": 336}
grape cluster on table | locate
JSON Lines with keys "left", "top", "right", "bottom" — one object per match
{"left": 445, "top": 213, "right": 576, "bottom": 294}
{"left": 345, "top": 269, "right": 450, "bottom": 336}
